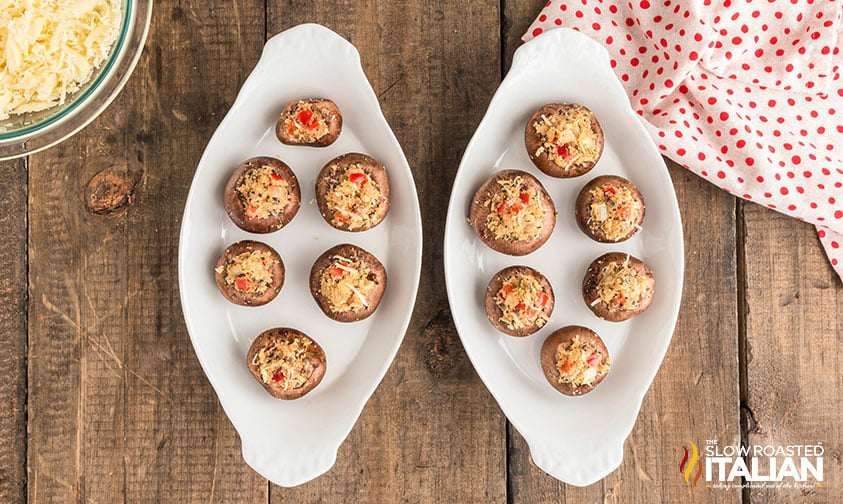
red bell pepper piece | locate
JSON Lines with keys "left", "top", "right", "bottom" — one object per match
{"left": 296, "top": 108, "right": 313, "bottom": 125}
{"left": 349, "top": 172, "right": 367, "bottom": 184}
{"left": 235, "top": 277, "right": 253, "bottom": 291}
{"left": 556, "top": 144, "right": 570, "bottom": 158}
{"left": 537, "top": 292, "right": 549, "bottom": 307}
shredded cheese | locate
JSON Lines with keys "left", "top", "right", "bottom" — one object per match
{"left": 484, "top": 176, "right": 545, "bottom": 241}
{"left": 0, "top": 0, "right": 122, "bottom": 120}
{"left": 595, "top": 260, "right": 652, "bottom": 311}
{"left": 319, "top": 256, "right": 376, "bottom": 312}
{"left": 494, "top": 272, "right": 549, "bottom": 330}
{"left": 587, "top": 184, "right": 642, "bottom": 240}
{"left": 555, "top": 335, "right": 611, "bottom": 387}
{"left": 253, "top": 337, "right": 315, "bottom": 390}
{"left": 325, "top": 163, "right": 385, "bottom": 230}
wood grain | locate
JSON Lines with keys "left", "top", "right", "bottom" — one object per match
{"left": 743, "top": 205, "right": 841, "bottom": 503}
{"left": 266, "top": 1, "right": 507, "bottom": 503}
{"left": 12, "top": 1, "right": 841, "bottom": 502}
{"left": 26, "top": 1, "right": 268, "bottom": 502}
{"left": 0, "top": 159, "right": 27, "bottom": 504}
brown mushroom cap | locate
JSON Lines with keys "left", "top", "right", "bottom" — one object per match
{"left": 468, "top": 169, "right": 556, "bottom": 256}
{"left": 275, "top": 99, "right": 343, "bottom": 147}
{"left": 315, "top": 153, "right": 390, "bottom": 232}
{"left": 246, "top": 328, "right": 326, "bottom": 400}
{"left": 540, "top": 325, "right": 610, "bottom": 396}
{"left": 582, "top": 252, "right": 655, "bottom": 322}
{"left": 224, "top": 156, "right": 301, "bottom": 234}
{"left": 575, "top": 175, "right": 645, "bottom": 243}
{"left": 525, "top": 103, "right": 604, "bottom": 178}
{"left": 484, "top": 265, "right": 555, "bottom": 337}
{"left": 214, "top": 240, "right": 284, "bottom": 307}
{"left": 309, "top": 243, "right": 387, "bottom": 322}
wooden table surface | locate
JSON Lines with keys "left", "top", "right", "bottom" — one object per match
{"left": 1, "top": 1, "right": 840, "bottom": 503}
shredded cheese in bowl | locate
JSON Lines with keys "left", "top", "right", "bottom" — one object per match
{"left": 0, "top": 0, "right": 122, "bottom": 120}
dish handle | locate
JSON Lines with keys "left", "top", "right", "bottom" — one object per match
{"left": 241, "top": 438, "right": 338, "bottom": 487}
{"left": 525, "top": 435, "right": 624, "bottom": 487}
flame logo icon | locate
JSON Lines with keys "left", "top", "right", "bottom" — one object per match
{"left": 679, "top": 441, "right": 703, "bottom": 487}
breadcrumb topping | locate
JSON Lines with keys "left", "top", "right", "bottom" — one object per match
{"left": 319, "top": 254, "right": 376, "bottom": 312}
{"left": 587, "top": 183, "right": 642, "bottom": 240}
{"left": 252, "top": 336, "right": 315, "bottom": 390}
{"left": 555, "top": 335, "right": 610, "bottom": 387}
{"left": 215, "top": 249, "right": 275, "bottom": 294}
{"left": 237, "top": 165, "right": 290, "bottom": 221}
{"left": 283, "top": 101, "right": 329, "bottom": 142}
{"left": 494, "top": 272, "right": 549, "bottom": 330}
{"left": 325, "top": 163, "right": 385, "bottom": 230}
{"left": 484, "top": 176, "right": 545, "bottom": 241}
{"left": 596, "top": 258, "right": 652, "bottom": 311}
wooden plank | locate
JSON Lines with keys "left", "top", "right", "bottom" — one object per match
{"left": 0, "top": 159, "right": 27, "bottom": 504}
{"left": 743, "top": 205, "right": 841, "bottom": 503}
{"left": 26, "top": 1, "right": 268, "bottom": 502}
{"left": 266, "top": 2, "right": 507, "bottom": 502}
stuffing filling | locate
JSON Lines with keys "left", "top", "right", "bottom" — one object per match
{"left": 532, "top": 106, "right": 600, "bottom": 171}
{"left": 252, "top": 336, "right": 316, "bottom": 390}
{"left": 494, "top": 272, "right": 550, "bottom": 330}
{"left": 325, "top": 164, "right": 385, "bottom": 230}
{"left": 237, "top": 165, "right": 290, "bottom": 221}
{"left": 484, "top": 176, "right": 545, "bottom": 241}
{"left": 594, "top": 257, "right": 652, "bottom": 311}
{"left": 555, "top": 335, "right": 611, "bottom": 388}
{"left": 215, "top": 250, "right": 275, "bottom": 294}
{"left": 319, "top": 255, "right": 376, "bottom": 312}
{"left": 587, "top": 184, "right": 642, "bottom": 240}
{"left": 283, "top": 101, "right": 329, "bottom": 142}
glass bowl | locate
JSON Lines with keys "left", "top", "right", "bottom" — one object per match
{"left": 0, "top": 0, "right": 153, "bottom": 160}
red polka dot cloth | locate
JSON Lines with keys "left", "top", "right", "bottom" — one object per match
{"left": 524, "top": 0, "right": 843, "bottom": 280}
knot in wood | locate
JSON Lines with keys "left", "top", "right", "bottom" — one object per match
{"left": 85, "top": 168, "right": 137, "bottom": 215}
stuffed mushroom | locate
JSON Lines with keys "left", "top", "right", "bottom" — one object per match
{"left": 582, "top": 252, "right": 655, "bottom": 322}
{"left": 484, "top": 265, "right": 554, "bottom": 337}
{"left": 214, "top": 240, "right": 284, "bottom": 306}
{"left": 468, "top": 169, "right": 556, "bottom": 256}
{"left": 309, "top": 244, "right": 387, "bottom": 322}
{"left": 276, "top": 99, "right": 342, "bottom": 147}
{"left": 525, "top": 103, "right": 604, "bottom": 178}
{"left": 316, "top": 153, "right": 390, "bottom": 232}
{"left": 223, "top": 156, "right": 301, "bottom": 234}
{"left": 575, "top": 175, "right": 645, "bottom": 243}
{"left": 540, "top": 325, "right": 611, "bottom": 396}
{"left": 246, "top": 328, "right": 326, "bottom": 400}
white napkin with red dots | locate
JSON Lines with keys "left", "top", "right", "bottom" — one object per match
{"left": 524, "top": 1, "right": 843, "bottom": 280}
